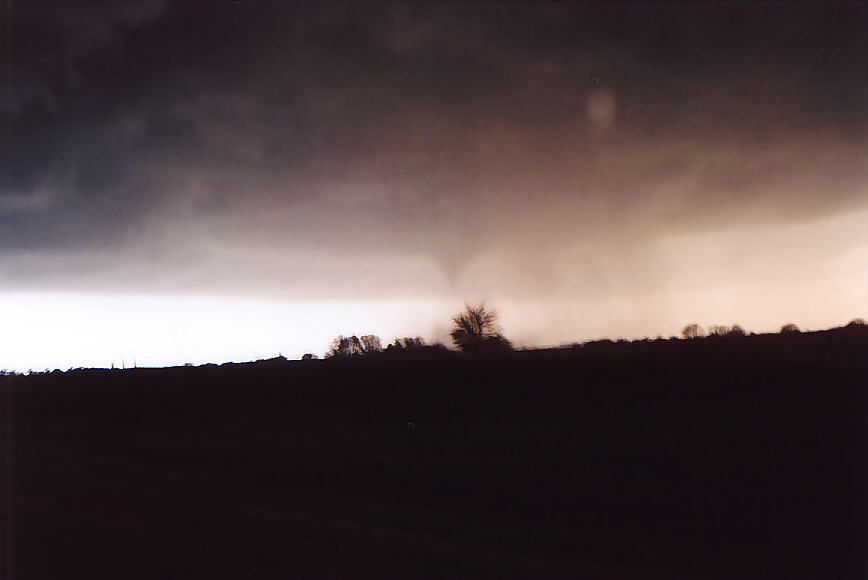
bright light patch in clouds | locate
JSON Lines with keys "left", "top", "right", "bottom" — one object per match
{"left": 586, "top": 88, "right": 616, "bottom": 130}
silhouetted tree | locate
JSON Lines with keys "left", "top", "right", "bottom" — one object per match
{"left": 383, "top": 338, "right": 452, "bottom": 357}
{"left": 780, "top": 323, "right": 801, "bottom": 334}
{"left": 327, "top": 335, "right": 360, "bottom": 357}
{"left": 385, "top": 337, "right": 426, "bottom": 352}
{"left": 327, "top": 335, "right": 381, "bottom": 357}
{"left": 359, "top": 335, "right": 382, "bottom": 354}
{"left": 708, "top": 324, "right": 746, "bottom": 337}
{"left": 728, "top": 324, "right": 746, "bottom": 337}
{"left": 708, "top": 325, "right": 730, "bottom": 336}
{"left": 450, "top": 304, "right": 512, "bottom": 353}
{"left": 327, "top": 336, "right": 347, "bottom": 357}
{"left": 682, "top": 323, "right": 704, "bottom": 339}
{"left": 301, "top": 353, "right": 318, "bottom": 360}
{"left": 846, "top": 318, "right": 866, "bottom": 327}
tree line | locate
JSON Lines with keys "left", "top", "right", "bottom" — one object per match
{"left": 318, "top": 304, "right": 868, "bottom": 360}
{"left": 324, "top": 304, "right": 511, "bottom": 358}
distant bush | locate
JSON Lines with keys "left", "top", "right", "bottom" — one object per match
{"left": 385, "top": 338, "right": 451, "bottom": 356}
{"left": 846, "top": 318, "right": 866, "bottom": 328}
{"left": 301, "top": 353, "right": 318, "bottom": 360}
{"left": 360, "top": 335, "right": 382, "bottom": 353}
{"left": 327, "top": 334, "right": 382, "bottom": 357}
{"left": 728, "top": 324, "right": 746, "bottom": 337}
{"left": 708, "top": 324, "right": 746, "bottom": 337}
{"left": 780, "top": 323, "right": 801, "bottom": 334}
{"left": 580, "top": 339, "right": 615, "bottom": 352}
{"left": 386, "top": 337, "right": 427, "bottom": 352}
{"left": 682, "top": 323, "right": 704, "bottom": 339}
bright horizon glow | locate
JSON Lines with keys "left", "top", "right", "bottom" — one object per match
{"left": 0, "top": 294, "right": 459, "bottom": 372}
{"left": 2, "top": 203, "right": 865, "bottom": 373}
{"left": 1, "top": 285, "right": 864, "bottom": 373}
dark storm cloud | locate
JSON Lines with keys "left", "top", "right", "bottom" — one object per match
{"left": 1, "top": 1, "right": 865, "bottom": 298}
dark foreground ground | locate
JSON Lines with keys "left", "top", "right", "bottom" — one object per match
{"left": 2, "top": 328, "right": 866, "bottom": 579}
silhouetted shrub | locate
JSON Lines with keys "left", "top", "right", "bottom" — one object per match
{"left": 728, "top": 324, "right": 746, "bottom": 337}
{"left": 780, "top": 323, "right": 801, "bottom": 334}
{"left": 328, "top": 336, "right": 357, "bottom": 357}
{"left": 327, "top": 335, "right": 382, "bottom": 357}
{"left": 450, "top": 304, "right": 511, "bottom": 353}
{"left": 385, "top": 337, "right": 427, "bottom": 352}
{"left": 682, "top": 323, "right": 704, "bottom": 339}
{"left": 846, "top": 318, "right": 866, "bottom": 328}
{"left": 359, "top": 335, "right": 382, "bottom": 353}
{"left": 709, "top": 324, "right": 746, "bottom": 337}
{"left": 479, "top": 334, "right": 513, "bottom": 353}
{"left": 301, "top": 353, "right": 318, "bottom": 360}
{"left": 384, "top": 338, "right": 451, "bottom": 357}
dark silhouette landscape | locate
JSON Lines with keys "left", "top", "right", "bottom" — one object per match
{"left": 2, "top": 2, "right": 867, "bottom": 579}
{"left": 3, "top": 322, "right": 866, "bottom": 579}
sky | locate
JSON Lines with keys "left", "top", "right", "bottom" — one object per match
{"left": 1, "top": 1, "right": 866, "bottom": 370}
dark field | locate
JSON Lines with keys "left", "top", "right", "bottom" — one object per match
{"left": 3, "top": 328, "right": 866, "bottom": 579}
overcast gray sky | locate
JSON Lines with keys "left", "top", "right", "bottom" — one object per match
{"left": 1, "top": 2, "right": 866, "bottom": 369}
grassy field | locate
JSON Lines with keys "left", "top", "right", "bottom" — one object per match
{"left": 3, "top": 327, "right": 866, "bottom": 579}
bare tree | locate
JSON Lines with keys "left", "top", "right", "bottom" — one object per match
{"left": 450, "top": 304, "right": 512, "bottom": 352}
{"left": 682, "top": 323, "right": 704, "bottom": 339}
